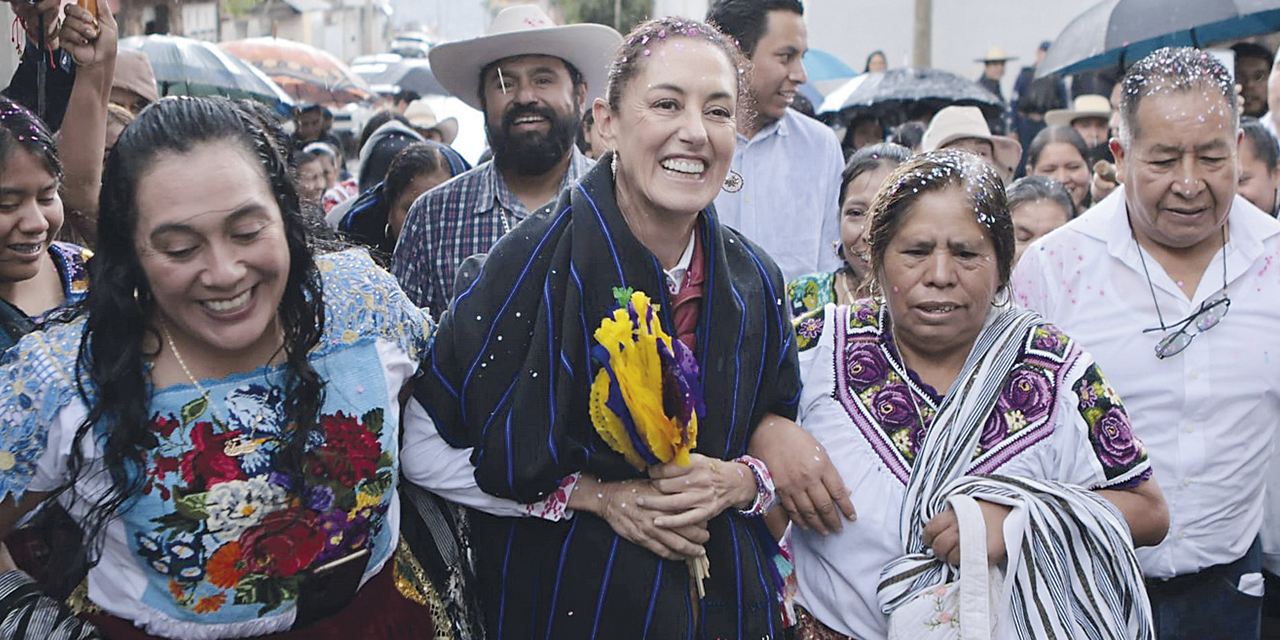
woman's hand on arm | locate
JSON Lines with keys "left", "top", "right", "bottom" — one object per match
{"left": 923, "top": 499, "right": 1011, "bottom": 567}
{"left": 748, "top": 414, "right": 855, "bottom": 535}
{"left": 1096, "top": 476, "right": 1169, "bottom": 547}
{"left": 566, "top": 474, "right": 708, "bottom": 561}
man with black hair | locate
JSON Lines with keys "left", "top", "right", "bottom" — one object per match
{"left": 706, "top": 0, "right": 844, "bottom": 285}
{"left": 1234, "top": 42, "right": 1273, "bottom": 119}
{"left": 391, "top": 5, "right": 620, "bottom": 318}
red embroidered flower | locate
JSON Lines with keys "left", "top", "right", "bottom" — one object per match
{"left": 307, "top": 412, "right": 381, "bottom": 488}
{"left": 151, "top": 413, "right": 181, "bottom": 439}
{"left": 179, "top": 422, "right": 246, "bottom": 489}
{"left": 238, "top": 510, "right": 325, "bottom": 578}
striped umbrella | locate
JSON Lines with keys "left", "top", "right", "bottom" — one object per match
{"left": 221, "top": 37, "right": 373, "bottom": 106}
{"left": 119, "top": 35, "right": 294, "bottom": 114}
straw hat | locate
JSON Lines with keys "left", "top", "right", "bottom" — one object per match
{"left": 1044, "top": 94, "right": 1112, "bottom": 128}
{"left": 428, "top": 5, "right": 622, "bottom": 111}
{"left": 975, "top": 46, "right": 1017, "bottom": 63}
{"left": 921, "top": 105, "right": 1022, "bottom": 174}
{"left": 404, "top": 99, "right": 459, "bottom": 145}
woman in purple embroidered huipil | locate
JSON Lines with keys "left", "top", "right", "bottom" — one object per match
{"left": 786, "top": 151, "right": 1169, "bottom": 640}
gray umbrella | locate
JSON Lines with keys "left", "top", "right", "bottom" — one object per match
{"left": 1040, "top": 0, "right": 1280, "bottom": 77}
{"left": 819, "top": 68, "right": 1003, "bottom": 129}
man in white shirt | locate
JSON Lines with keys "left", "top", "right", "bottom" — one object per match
{"left": 706, "top": 0, "right": 844, "bottom": 284}
{"left": 1013, "top": 47, "right": 1280, "bottom": 640}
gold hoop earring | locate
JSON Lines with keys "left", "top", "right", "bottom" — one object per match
{"left": 868, "top": 278, "right": 885, "bottom": 304}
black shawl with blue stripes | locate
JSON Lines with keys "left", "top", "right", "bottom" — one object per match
{"left": 414, "top": 155, "right": 800, "bottom": 639}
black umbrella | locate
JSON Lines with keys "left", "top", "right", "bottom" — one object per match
{"left": 350, "top": 55, "right": 446, "bottom": 97}
{"left": 1040, "top": 0, "right": 1280, "bottom": 77}
{"left": 818, "top": 68, "right": 1003, "bottom": 129}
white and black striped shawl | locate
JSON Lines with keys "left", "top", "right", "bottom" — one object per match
{"left": 876, "top": 307, "right": 1154, "bottom": 640}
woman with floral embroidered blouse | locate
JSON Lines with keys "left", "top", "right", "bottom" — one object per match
{"left": 786, "top": 150, "right": 1168, "bottom": 640}
{"left": 0, "top": 97, "right": 449, "bottom": 639}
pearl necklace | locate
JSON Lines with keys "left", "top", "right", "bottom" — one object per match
{"left": 159, "top": 322, "right": 268, "bottom": 457}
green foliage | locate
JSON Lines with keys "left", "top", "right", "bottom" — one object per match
{"left": 223, "top": 0, "right": 265, "bottom": 19}
{"left": 557, "top": 0, "right": 652, "bottom": 35}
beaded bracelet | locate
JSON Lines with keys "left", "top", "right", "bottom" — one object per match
{"left": 734, "top": 455, "right": 775, "bottom": 517}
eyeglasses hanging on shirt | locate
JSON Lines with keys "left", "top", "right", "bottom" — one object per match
{"left": 1135, "top": 225, "right": 1229, "bottom": 359}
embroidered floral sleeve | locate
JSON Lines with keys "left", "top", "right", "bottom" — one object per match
{"left": 522, "top": 473, "right": 579, "bottom": 521}
{"left": 0, "top": 320, "right": 87, "bottom": 504}
{"left": 794, "top": 308, "right": 825, "bottom": 353}
{"left": 1074, "top": 363, "right": 1152, "bottom": 487}
{"left": 315, "top": 249, "right": 434, "bottom": 362}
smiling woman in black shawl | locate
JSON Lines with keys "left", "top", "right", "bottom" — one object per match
{"left": 403, "top": 18, "right": 800, "bottom": 639}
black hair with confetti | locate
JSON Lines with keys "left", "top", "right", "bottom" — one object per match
{"left": 1117, "top": 46, "right": 1238, "bottom": 146}
{"left": 0, "top": 96, "right": 63, "bottom": 185}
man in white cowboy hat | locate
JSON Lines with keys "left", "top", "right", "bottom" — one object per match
{"left": 403, "top": 98, "right": 459, "bottom": 146}
{"left": 391, "top": 5, "right": 621, "bottom": 317}
{"left": 704, "top": 0, "right": 845, "bottom": 285}
{"left": 1046, "top": 94, "right": 1112, "bottom": 149}
{"left": 976, "top": 46, "right": 1015, "bottom": 101}
{"left": 921, "top": 105, "right": 1022, "bottom": 183}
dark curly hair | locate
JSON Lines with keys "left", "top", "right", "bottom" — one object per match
{"left": 60, "top": 97, "right": 329, "bottom": 574}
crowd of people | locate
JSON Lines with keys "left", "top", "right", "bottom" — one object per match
{"left": 0, "top": 0, "right": 1272, "bottom": 638}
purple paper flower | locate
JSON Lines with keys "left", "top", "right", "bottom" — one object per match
{"left": 872, "top": 383, "right": 916, "bottom": 429}
{"left": 1094, "top": 407, "right": 1142, "bottom": 468}
{"left": 845, "top": 343, "right": 887, "bottom": 387}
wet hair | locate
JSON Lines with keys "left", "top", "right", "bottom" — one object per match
{"left": 1117, "top": 47, "right": 1238, "bottom": 147}
{"left": 706, "top": 0, "right": 803, "bottom": 58}
{"left": 294, "top": 102, "right": 331, "bottom": 119}
{"left": 1241, "top": 117, "right": 1279, "bottom": 173}
{"left": 358, "top": 110, "right": 411, "bottom": 151}
{"left": 867, "top": 149, "right": 1015, "bottom": 286}
{"left": 1006, "top": 175, "right": 1076, "bottom": 221}
{"left": 0, "top": 96, "right": 63, "bottom": 185}
{"left": 840, "top": 142, "right": 912, "bottom": 213}
{"left": 1026, "top": 125, "right": 1090, "bottom": 171}
{"left": 385, "top": 142, "right": 452, "bottom": 204}
{"left": 66, "top": 97, "right": 330, "bottom": 574}
{"left": 605, "top": 17, "right": 751, "bottom": 120}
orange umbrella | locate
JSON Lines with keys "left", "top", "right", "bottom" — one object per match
{"left": 221, "top": 37, "right": 373, "bottom": 106}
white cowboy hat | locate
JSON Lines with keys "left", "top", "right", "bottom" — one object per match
{"left": 428, "top": 5, "right": 622, "bottom": 111}
{"left": 975, "top": 46, "right": 1017, "bottom": 63}
{"left": 404, "top": 98, "right": 459, "bottom": 145}
{"left": 921, "top": 105, "right": 1022, "bottom": 175}
{"left": 1044, "top": 94, "right": 1112, "bottom": 128}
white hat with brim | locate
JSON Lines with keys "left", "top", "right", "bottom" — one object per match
{"left": 922, "top": 105, "right": 1023, "bottom": 175}
{"left": 428, "top": 5, "right": 623, "bottom": 112}
{"left": 1044, "top": 94, "right": 1112, "bottom": 128}
{"left": 404, "top": 98, "right": 459, "bottom": 145}
{"left": 975, "top": 46, "right": 1017, "bottom": 63}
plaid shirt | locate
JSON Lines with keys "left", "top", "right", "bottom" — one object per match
{"left": 391, "top": 148, "right": 594, "bottom": 318}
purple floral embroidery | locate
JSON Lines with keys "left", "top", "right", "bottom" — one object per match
{"left": 999, "top": 367, "right": 1052, "bottom": 422}
{"left": 1094, "top": 408, "right": 1143, "bottom": 468}
{"left": 846, "top": 343, "right": 888, "bottom": 386}
{"left": 872, "top": 383, "right": 916, "bottom": 429}
{"left": 1033, "top": 326, "right": 1068, "bottom": 353}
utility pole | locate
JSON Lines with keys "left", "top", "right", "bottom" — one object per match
{"left": 913, "top": 0, "right": 931, "bottom": 68}
{"left": 614, "top": 0, "right": 621, "bottom": 31}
